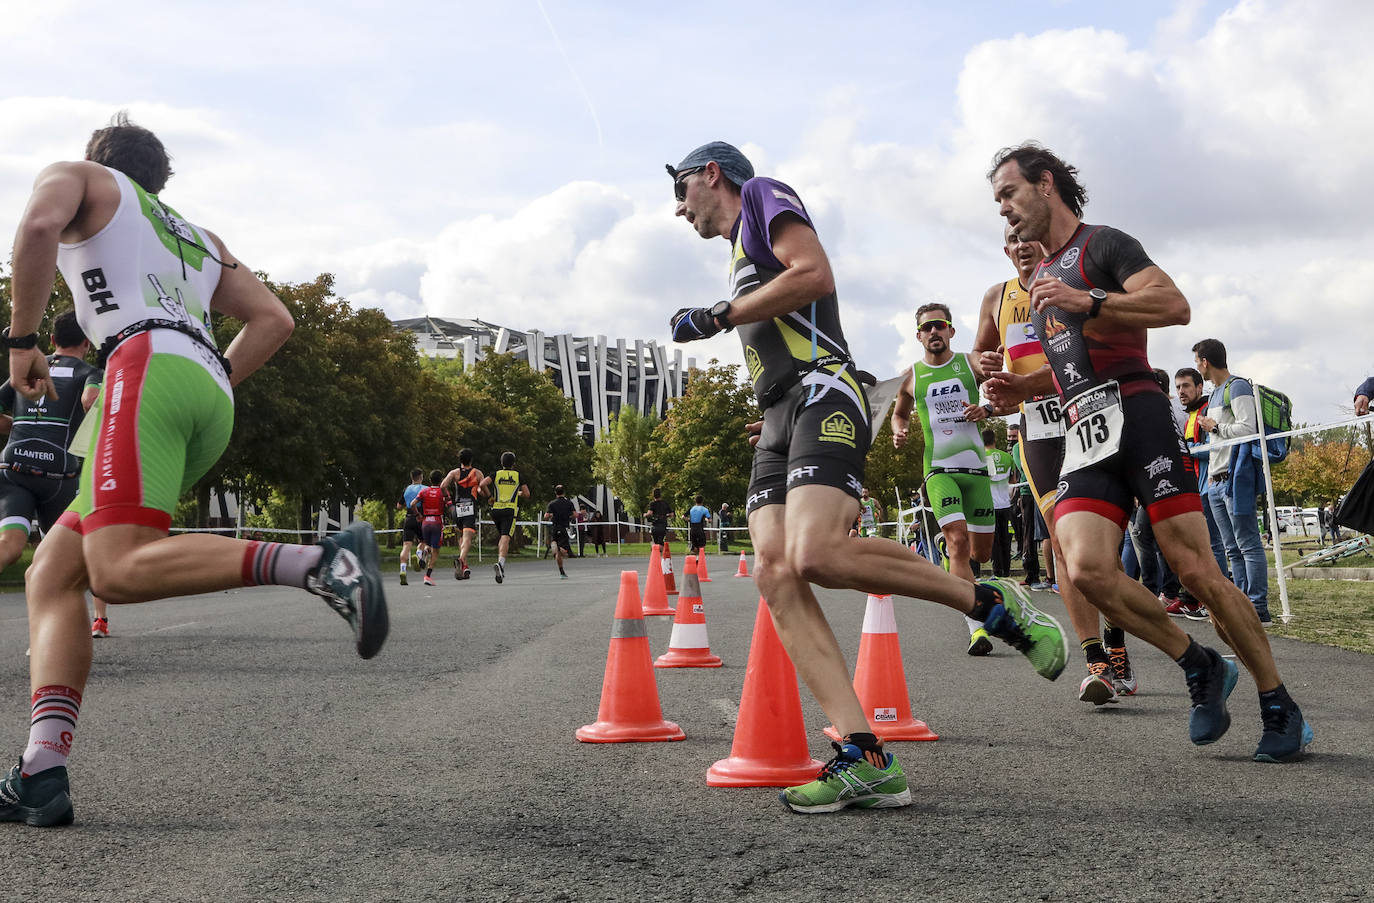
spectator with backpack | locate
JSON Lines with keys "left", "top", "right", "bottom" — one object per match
{"left": 1193, "top": 338, "right": 1272, "bottom": 624}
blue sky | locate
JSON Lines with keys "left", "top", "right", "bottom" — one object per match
{"left": 2, "top": 0, "right": 1368, "bottom": 426}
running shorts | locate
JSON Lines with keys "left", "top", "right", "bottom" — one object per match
{"left": 421, "top": 519, "right": 444, "bottom": 550}
{"left": 745, "top": 383, "right": 870, "bottom": 516}
{"left": 551, "top": 527, "right": 572, "bottom": 553}
{"left": 58, "top": 337, "right": 233, "bottom": 535}
{"left": 1054, "top": 390, "right": 1202, "bottom": 530}
{"left": 492, "top": 508, "right": 515, "bottom": 537}
{"left": 924, "top": 471, "right": 995, "bottom": 533}
{"left": 0, "top": 470, "right": 79, "bottom": 535}
{"left": 1016, "top": 424, "right": 1066, "bottom": 522}
{"left": 455, "top": 514, "right": 477, "bottom": 532}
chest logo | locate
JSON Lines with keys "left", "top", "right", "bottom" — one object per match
{"left": 1060, "top": 246, "right": 1081, "bottom": 270}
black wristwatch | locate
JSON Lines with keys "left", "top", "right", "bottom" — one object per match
{"left": 1087, "top": 288, "right": 1107, "bottom": 319}
{"left": 710, "top": 299, "right": 735, "bottom": 332}
{"left": 1, "top": 327, "right": 38, "bottom": 350}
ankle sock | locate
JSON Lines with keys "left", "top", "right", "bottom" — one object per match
{"left": 241, "top": 542, "right": 324, "bottom": 589}
{"left": 22, "top": 686, "right": 81, "bottom": 776}
{"left": 1175, "top": 638, "right": 1212, "bottom": 674}
{"left": 842, "top": 731, "right": 886, "bottom": 768}
{"left": 1103, "top": 623, "right": 1125, "bottom": 648}
{"left": 1081, "top": 638, "right": 1109, "bottom": 666}
{"left": 1259, "top": 684, "right": 1293, "bottom": 710}
{"left": 968, "top": 583, "right": 999, "bottom": 623}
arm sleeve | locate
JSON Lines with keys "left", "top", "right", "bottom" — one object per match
{"left": 1086, "top": 227, "right": 1155, "bottom": 290}
{"left": 1217, "top": 379, "right": 1259, "bottom": 439}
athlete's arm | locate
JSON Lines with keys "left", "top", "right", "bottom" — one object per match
{"left": 1028, "top": 265, "right": 1188, "bottom": 328}
{"left": 204, "top": 231, "right": 295, "bottom": 387}
{"left": 519, "top": 484, "right": 531, "bottom": 500}
{"left": 439, "top": 468, "right": 460, "bottom": 492}
{"left": 972, "top": 282, "right": 1004, "bottom": 356}
{"left": 81, "top": 382, "right": 99, "bottom": 412}
{"left": 890, "top": 370, "right": 915, "bottom": 448}
{"left": 982, "top": 362, "right": 1057, "bottom": 411}
{"left": 722, "top": 215, "right": 836, "bottom": 326}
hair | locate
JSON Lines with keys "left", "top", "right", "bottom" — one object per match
{"left": 85, "top": 111, "right": 173, "bottom": 194}
{"left": 410, "top": 467, "right": 423, "bottom": 481}
{"left": 429, "top": 469, "right": 444, "bottom": 485}
{"left": 555, "top": 484, "right": 565, "bottom": 496}
{"left": 988, "top": 142, "right": 1087, "bottom": 219}
{"left": 1152, "top": 368, "right": 1171, "bottom": 393}
{"left": 1175, "top": 367, "right": 1203, "bottom": 387}
{"left": 652, "top": 487, "right": 662, "bottom": 499}
{"left": 500, "top": 451, "right": 515, "bottom": 469}
{"left": 982, "top": 428, "right": 995, "bottom": 445}
{"left": 458, "top": 448, "right": 473, "bottom": 466}
{"left": 694, "top": 494, "right": 703, "bottom": 504}
{"left": 51, "top": 311, "right": 88, "bottom": 349}
{"left": 915, "top": 302, "right": 952, "bottom": 323}
{"left": 1191, "top": 338, "right": 1228, "bottom": 369}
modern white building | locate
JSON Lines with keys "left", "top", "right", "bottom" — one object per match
{"left": 394, "top": 316, "right": 695, "bottom": 516}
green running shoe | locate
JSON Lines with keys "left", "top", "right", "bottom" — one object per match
{"left": 0, "top": 761, "right": 73, "bottom": 827}
{"left": 980, "top": 578, "right": 1068, "bottom": 681}
{"left": 967, "top": 628, "right": 993, "bottom": 657}
{"left": 779, "top": 742, "right": 911, "bottom": 814}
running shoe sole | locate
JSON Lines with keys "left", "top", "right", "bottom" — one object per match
{"left": 779, "top": 786, "right": 912, "bottom": 814}
{"left": 1078, "top": 674, "right": 1118, "bottom": 706}
{"left": 967, "top": 632, "right": 993, "bottom": 657}
{"left": 494, "top": 564, "right": 504, "bottom": 584}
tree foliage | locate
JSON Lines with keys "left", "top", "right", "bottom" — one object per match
{"left": 0, "top": 264, "right": 78, "bottom": 348}
{"left": 1270, "top": 428, "right": 1371, "bottom": 507}
{"left": 863, "top": 417, "right": 927, "bottom": 508}
{"left": 593, "top": 407, "right": 659, "bottom": 518}
{"left": 648, "top": 361, "right": 755, "bottom": 513}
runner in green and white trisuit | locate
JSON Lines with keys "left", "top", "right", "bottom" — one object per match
{"left": 891, "top": 302, "right": 997, "bottom": 656}
{"left": 849, "top": 487, "right": 883, "bottom": 538}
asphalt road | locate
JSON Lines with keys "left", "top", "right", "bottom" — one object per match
{"left": 1, "top": 550, "right": 1371, "bottom": 902}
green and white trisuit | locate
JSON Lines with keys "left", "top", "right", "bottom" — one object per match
{"left": 910, "top": 353, "right": 995, "bottom": 534}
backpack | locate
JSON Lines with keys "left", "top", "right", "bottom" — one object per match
{"left": 1223, "top": 377, "right": 1292, "bottom": 464}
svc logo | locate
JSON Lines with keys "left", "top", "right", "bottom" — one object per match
{"left": 818, "top": 411, "right": 856, "bottom": 448}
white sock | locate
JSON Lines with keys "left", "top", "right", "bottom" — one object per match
{"left": 965, "top": 615, "right": 982, "bottom": 635}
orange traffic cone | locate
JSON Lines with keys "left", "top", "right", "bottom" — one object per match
{"left": 707, "top": 597, "right": 824, "bottom": 787}
{"left": 655, "top": 555, "right": 721, "bottom": 668}
{"left": 823, "top": 594, "right": 938, "bottom": 742}
{"left": 577, "top": 570, "right": 685, "bottom": 743}
{"left": 662, "top": 540, "right": 678, "bottom": 596}
{"left": 733, "top": 551, "right": 750, "bottom": 578}
{"left": 696, "top": 547, "right": 712, "bottom": 582}
{"left": 642, "top": 545, "right": 675, "bottom": 617}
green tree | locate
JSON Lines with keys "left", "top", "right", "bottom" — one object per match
{"left": 593, "top": 407, "right": 659, "bottom": 519}
{"left": 648, "top": 361, "right": 755, "bottom": 513}
{"left": 0, "top": 264, "right": 79, "bottom": 350}
{"left": 1271, "top": 430, "right": 1371, "bottom": 507}
{"left": 457, "top": 351, "right": 592, "bottom": 507}
{"left": 863, "top": 418, "right": 927, "bottom": 510}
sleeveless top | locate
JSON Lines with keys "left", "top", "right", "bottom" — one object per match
{"left": 491, "top": 469, "right": 522, "bottom": 509}
{"left": 910, "top": 353, "right": 987, "bottom": 474}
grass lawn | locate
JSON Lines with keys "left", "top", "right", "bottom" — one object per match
{"left": 1269, "top": 578, "right": 1374, "bottom": 654}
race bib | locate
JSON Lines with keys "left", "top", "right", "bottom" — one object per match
{"left": 455, "top": 499, "right": 475, "bottom": 518}
{"left": 1025, "top": 396, "right": 1065, "bottom": 441}
{"left": 932, "top": 397, "right": 967, "bottom": 427}
{"left": 1062, "top": 381, "right": 1124, "bottom": 474}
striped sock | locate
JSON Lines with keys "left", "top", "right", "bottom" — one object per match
{"left": 22, "top": 686, "right": 81, "bottom": 776}
{"left": 241, "top": 541, "right": 324, "bottom": 589}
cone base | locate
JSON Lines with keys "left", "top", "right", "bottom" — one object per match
{"left": 707, "top": 755, "right": 825, "bottom": 788}
{"left": 642, "top": 604, "right": 676, "bottom": 616}
{"left": 823, "top": 720, "right": 939, "bottom": 742}
{"left": 654, "top": 649, "right": 723, "bottom": 668}
{"left": 576, "top": 720, "right": 686, "bottom": 743}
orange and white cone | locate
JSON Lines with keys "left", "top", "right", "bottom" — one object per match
{"left": 662, "top": 541, "right": 678, "bottom": 596}
{"left": 824, "top": 593, "right": 938, "bottom": 742}
{"left": 655, "top": 555, "right": 721, "bottom": 668}
{"left": 707, "top": 597, "right": 824, "bottom": 787}
{"left": 734, "top": 551, "right": 750, "bottom": 578}
{"left": 577, "top": 570, "right": 685, "bottom": 743}
{"left": 696, "top": 547, "right": 712, "bottom": 582}
{"left": 642, "top": 545, "right": 675, "bottom": 617}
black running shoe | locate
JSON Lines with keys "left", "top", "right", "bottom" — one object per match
{"left": 1186, "top": 647, "right": 1238, "bottom": 745}
{"left": 0, "top": 761, "right": 73, "bottom": 827}
{"left": 310, "top": 522, "right": 389, "bottom": 660}
{"left": 1254, "top": 701, "right": 1314, "bottom": 763}
{"left": 494, "top": 562, "right": 504, "bottom": 584}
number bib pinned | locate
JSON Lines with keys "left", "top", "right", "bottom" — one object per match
{"left": 1024, "top": 396, "right": 1065, "bottom": 441}
{"left": 455, "top": 499, "right": 475, "bottom": 518}
{"left": 1062, "top": 381, "right": 1124, "bottom": 474}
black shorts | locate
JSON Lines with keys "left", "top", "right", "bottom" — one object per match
{"left": 689, "top": 523, "right": 706, "bottom": 549}
{"left": 745, "top": 383, "right": 871, "bottom": 516}
{"left": 421, "top": 520, "right": 444, "bottom": 550}
{"left": 651, "top": 523, "right": 667, "bottom": 545}
{"left": 454, "top": 514, "right": 477, "bottom": 532}
{"left": 402, "top": 515, "right": 422, "bottom": 544}
{"left": 551, "top": 527, "right": 572, "bottom": 553}
{"left": 1055, "top": 390, "right": 1201, "bottom": 530}
{"left": 491, "top": 508, "right": 516, "bottom": 537}
{"left": 1016, "top": 420, "right": 1066, "bottom": 522}
{"left": 0, "top": 470, "right": 79, "bottom": 535}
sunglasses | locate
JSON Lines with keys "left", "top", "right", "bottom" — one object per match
{"left": 918, "top": 319, "right": 951, "bottom": 333}
{"left": 673, "top": 166, "right": 704, "bottom": 202}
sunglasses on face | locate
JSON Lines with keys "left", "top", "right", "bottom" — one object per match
{"left": 673, "top": 166, "right": 704, "bottom": 202}
{"left": 918, "top": 319, "right": 951, "bottom": 333}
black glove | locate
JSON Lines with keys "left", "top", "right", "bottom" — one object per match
{"left": 670, "top": 307, "right": 722, "bottom": 343}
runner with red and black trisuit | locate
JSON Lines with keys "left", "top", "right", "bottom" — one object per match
{"left": 974, "top": 223, "right": 1136, "bottom": 706}
{"left": 986, "top": 142, "right": 1311, "bottom": 763}
{"left": 411, "top": 469, "right": 447, "bottom": 587}
{"left": 440, "top": 448, "right": 485, "bottom": 580}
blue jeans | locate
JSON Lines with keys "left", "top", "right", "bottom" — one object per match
{"left": 1209, "top": 484, "right": 1269, "bottom": 618}
{"left": 1200, "top": 490, "right": 1230, "bottom": 578}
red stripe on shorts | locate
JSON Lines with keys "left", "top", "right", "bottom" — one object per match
{"left": 90, "top": 334, "right": 153, "bottom": 515}
{"left": 1146, "top": 492, "right": 1203, "bottom": 524}
{"left": 1054, "top": 496, "right": 1130, "bottom": 531}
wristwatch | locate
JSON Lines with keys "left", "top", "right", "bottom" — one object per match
{"left": 1087, "top": 288, "right": 1107, "bottom": 318}
{"left": 1, "top": 327, "right": 38, "bottom": 350}
{"left": 710, "top": 299, "right": 735, "bottom": 332}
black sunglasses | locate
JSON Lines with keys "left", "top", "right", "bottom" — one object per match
{"left": 673, "top": 166, "right": 704, "bottom": 202}
{"left": 918, "top": 319, "right": 951, "bottom": 333}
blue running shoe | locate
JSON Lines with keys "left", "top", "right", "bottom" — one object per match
{"left": 1187, "top": 649, "right": 1238, "bottom": 745}
{"left": 1254, "top": 702, "right": 1314, "bottom": 763}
